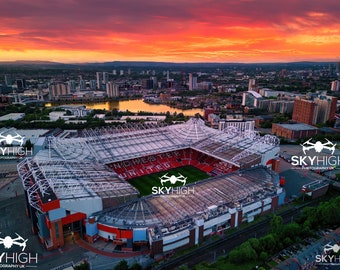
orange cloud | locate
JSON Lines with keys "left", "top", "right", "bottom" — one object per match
{"left": 0, "top": 0, "right": 339, "bottom": 63}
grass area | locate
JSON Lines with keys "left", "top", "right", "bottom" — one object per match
{"left": 128, "top": 166, "right": 209, "bottom": 196}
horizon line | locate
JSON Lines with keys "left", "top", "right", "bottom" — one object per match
{"left": 0, "top": 59, "right": 338, "bottom": 65}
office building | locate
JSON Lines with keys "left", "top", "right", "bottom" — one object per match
{"left": 331, "top": 80, "right": 340, "bottom": 91}
{"left": 248, "top": 79, "right": 256, "bottom": 91}
{"left": 219, "top": 120, "right": 255, "bottom": 132}
{"left": 142, "top": 79, "right": 154, "bottom": 89}
{"left": 4, "top": 74, "right": 12, "bottom": 87}
{"left": 16, "top": 79, "right": 26, "bottom": 90}
{"left": 313, "top": 96, "right": 337, "bottom": 123}
{"left": 96, "top": 72, "right": 102, "bottom": 90}
{"left": 79, "top": 79, "right": 86, "bottom": 91}
{"left": 292, "top": 99, "right": 318, "bottom": 125}
{"left": 89, "top": 80, "right": 96, "bottom": 90}
{"left": 188, "top": 73, "right": 197, "bottom": 90}
{"left": 106, "top": 82, "right": 120, "bottom": 98}
{"left": 268, "top": 100, "right": 294, "bottom": 114}
{"left": 242, "top": 91, "right": 263, "bottom": 107}
{"left": 292, "top": 95, "right": 337, "bottom": 125}
{"left": 49, "top": 83, "right": 70, "bottom": 98}
{"left": 68, "top": 80, "right": 76, "bottom": 93}
{"left": 103, "top": 72, "right": 109, "bottom": 84}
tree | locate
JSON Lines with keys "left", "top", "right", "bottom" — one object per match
{"left": 259, "top": 234, "right": 277, "bottom": 254}
{"left": 270, "top": 215, "right": 283, "bottom": 236}
{"left": 248, "top": 238, "right": 261, "bottom": 254}
{"left": 114, "top": 260, "right": 129, "bottom": 270}
{"left": 259, "top": 251, "right": 269, "bottom": 262}
{"left": 129, "top": 262, "right": 143, "bottom": 270}
{"left": 281, "top": 222, "right": 301, "bottom": 242}
{"left": 229, "top": 242, "right": 257, "bottom": 264}
{"left": 228, "top": 249, "right": 242, "bottom": 264}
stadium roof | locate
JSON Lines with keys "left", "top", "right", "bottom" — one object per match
{"left": 50, "top": 118, "right": 279, "bottom": 167}
{"left": 17, "top": 154, "right": 139, "bottom": 212}
{"left": 18, "top": 119, "right": 280, "bottom": 213}
{"left": 95, "top": 167, "right": 279, "bottom": 238}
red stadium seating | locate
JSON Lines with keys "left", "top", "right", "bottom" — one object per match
{"left": 107, "top": 148, "right": 238, "bottom": 180}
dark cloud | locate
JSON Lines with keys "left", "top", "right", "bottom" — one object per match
{"left": 0, "top": 0, "right": 339, "bottom": 62}
{"left": 1, "top": 0, "right": 339, "bottom": 34}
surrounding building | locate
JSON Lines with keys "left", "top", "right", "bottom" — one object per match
{"left": 102, "top": 72, "right": 109, "bottom": 84}
{"left": 49, "top": 83, "right": 71, "bottom": 99}
{"left": 207, "top": 113, "right": 220, "bottom": 128}
{"left": 292, "top": 95, "right": 337, "bottom": 125}
{"left": 254, "top": 115, "right": 274, "bottom": 128}
{"left": 292, "top": 99, "right": 318, "bottom": 125}
{"left": 242, "top": 91, "right": 263, "bottom": 107}
{"left": 272, "top": 123, "right": 318, "bottom": 139}
{"left": 313, "top": 95, "right": 337, "bottom": 123}
{"left": 96, "top": 72, "right": 102, "bottom": 90}
{"left": 268, "top": 100, "right": 294, "bottom": 114}
{"left": 248, "top": 79, "right": 256, "bottom": 91}
{"left": 203, "top": 108, "right": 217, "bottom": 120}
{"left": 219, "top": 119, "right": 255, "bottom": 132}
{"left": 4, "top": 74, "right": 12, "bottom": 87}
{"left": 106, "top": 82, "right": 120, "bottom": 98}
{"left": 188, "top": 73, "right": 197, "bottom": 90}
{"left": 331, "top": 80, "right": 340, "bottom": 91}
{"left": 0, "top": 113, "right": 25, "bottom": 121}
{"left": 68, "top": 80, "right": 76, "bottom": 93}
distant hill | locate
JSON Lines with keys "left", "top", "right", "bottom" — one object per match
{"left": 0, "top": 60, "right": 64, "bottom": 65}
{"left": 0, "top": 60, "right": 334, "bottom": 71}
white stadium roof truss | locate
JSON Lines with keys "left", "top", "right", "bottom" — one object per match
{"left": 17, "top": 157, "right": 138, "bottom": 212}
{"left": 18, "top": 119, "right": 279, "bottom": 215}
{"left": 73, "top": 119, "right": 278, "bottom": 165}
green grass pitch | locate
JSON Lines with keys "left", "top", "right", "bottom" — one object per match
{"left": 128, "top": 166, "right": 210, "bottom": 197}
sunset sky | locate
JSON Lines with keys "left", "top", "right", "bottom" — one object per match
{"left": 0, "top": 0, "right": 340, "bottom": 63}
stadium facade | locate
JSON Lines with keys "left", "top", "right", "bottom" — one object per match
{"left": 17, "top": 118, "right": 284, "bottom": 255}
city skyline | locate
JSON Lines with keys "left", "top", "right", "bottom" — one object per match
{"left": 0, "top": 0, "right": 340, "bottom": 63}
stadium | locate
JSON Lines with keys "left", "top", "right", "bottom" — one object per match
{"left": 17, "top": 118, "right": 284, "bottom": 256}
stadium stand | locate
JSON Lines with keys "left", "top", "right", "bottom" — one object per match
{"left": 18, "top": 118, "right": 282, "bottom": 255}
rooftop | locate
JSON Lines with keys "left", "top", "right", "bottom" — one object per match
{"left": 274, "top": 123, "right": 318, "bottom": 131}
{"left": 50, "top": 119, "right": 279, "bottom": 167}
{"left": 0, "top": 113, "right": 25, "bottom": 121}
{"left": 95, "top": 167, "right": 280, "bottom": 239}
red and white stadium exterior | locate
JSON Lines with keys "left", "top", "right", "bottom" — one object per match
{"left": 18, "top": 119, "right": 284, "bottom": 255}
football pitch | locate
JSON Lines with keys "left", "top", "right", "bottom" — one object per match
{"left": 128, "top": 166, "right": 210, "bottom": 196}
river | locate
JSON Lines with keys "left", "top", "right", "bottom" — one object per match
{"left": 46, "top": 99, "right": 203, "bottom": 116}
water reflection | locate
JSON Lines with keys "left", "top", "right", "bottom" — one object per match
{"left": 46, "top": 99, "right": 203, "bottom": 116}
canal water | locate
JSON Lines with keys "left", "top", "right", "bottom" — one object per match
{"left": 46, "top": 99, "right": 203, "bottom": 116}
